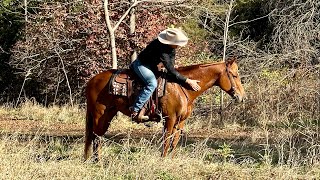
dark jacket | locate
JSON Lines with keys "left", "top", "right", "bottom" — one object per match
{"left": 137, "top": 38, "right": 187, "bottom": 84}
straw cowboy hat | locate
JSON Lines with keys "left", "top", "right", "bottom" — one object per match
{"left": 158, "top": 28, "right": 188, "bottom": 46}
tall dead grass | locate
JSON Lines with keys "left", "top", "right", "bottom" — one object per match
{"left": 0, "top": 132, "right": 319, "bottom": 179}
{"left": 0, "top": 93, "right": 319, "bottom": 179}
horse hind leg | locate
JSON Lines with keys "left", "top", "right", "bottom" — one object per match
{"left": 84, "top": 110, "right": 103, "bottom": 162}
{"left": 84, "top": 111, "right": 94, "bottom": 161}
{"left": 84, "top": 106, "right": 117, "bottom": 162}
{"left": 92, "top": 135, "right": 101, "bottom": 162}
{"left": 91, "top": 108, "right": 117, "bottom": 162}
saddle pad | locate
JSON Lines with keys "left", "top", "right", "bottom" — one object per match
{"left": 110, "top": 81, "right": 128, "bottom": 96}
{"left": 108, "top": 71, "right": 130, "bottom": 96}
{"left": 108, "top": 70, "right": 166, "bottom": 97}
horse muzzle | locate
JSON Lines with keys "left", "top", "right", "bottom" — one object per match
{"left": 233, "top": 93, "right": 245, "bottom": 103}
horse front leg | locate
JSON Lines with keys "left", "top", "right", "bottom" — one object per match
{"left": 161, "top": 117, "right": 176, "bottom": 157}
{"left": 170, "top": 106, "right": 192, "bottom": 157}
{"left": 170, "top": 120, "right": 186, "bottom": 158}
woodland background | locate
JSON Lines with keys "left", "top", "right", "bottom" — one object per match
{"left": 1, "top": 0, "right": 317, "bottom": 103}
{"left": 0, "top": 0, "right": 320, "bottom": 178}
{"left": 1, "top": 0, "right": 319, "bottom": 124}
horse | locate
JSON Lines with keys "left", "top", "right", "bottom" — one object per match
{"left": 84, "top": 58, "right": 245, "bottom": 161}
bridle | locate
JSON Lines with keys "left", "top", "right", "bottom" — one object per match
{"left": 225, "top": 63, "right": 237, "bottom": 98}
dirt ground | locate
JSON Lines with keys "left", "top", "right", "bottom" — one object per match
{"left": 0, "top": 117, "right": 83, "bottom": 136}
{"left": 0, "top": 117, "right": 262, "bottom": 144}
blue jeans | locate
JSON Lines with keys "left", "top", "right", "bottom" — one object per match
{"left": 131, "top": 59, "right": 157, "bottom": 112}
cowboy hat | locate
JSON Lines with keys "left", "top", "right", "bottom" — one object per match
{"left": 158, "top": 28, "right": 188, "bottom": 46}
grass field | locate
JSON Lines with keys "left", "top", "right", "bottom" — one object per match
{"left": 0, "top": 101, "right": 320, "bottom": 179}
{"left": 1, "top": 134, "right": 319, "bottom": 179}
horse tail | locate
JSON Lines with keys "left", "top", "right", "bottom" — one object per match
{"left": 84, "top": 109, "right": 93, "bottom": 160}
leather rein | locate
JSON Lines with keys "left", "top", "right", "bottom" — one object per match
{"left": 225, "top": 62, "right": 237, "bottom": 98}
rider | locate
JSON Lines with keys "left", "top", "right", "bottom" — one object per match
{"left": 129, "top": 27, "right": 201, "bottom": 121}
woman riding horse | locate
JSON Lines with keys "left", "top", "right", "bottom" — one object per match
{"left": 129, "top": 28, "right": 201, "bottom": 121}
{"left": 84, "top": 28, "right": 245, "bottom": 161}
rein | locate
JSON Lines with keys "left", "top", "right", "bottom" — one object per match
{"left": 215, "top": 62, "right": 237, "bottom": 114}
{"left": 225, "top": 63, "right": 236, "bottom": 97}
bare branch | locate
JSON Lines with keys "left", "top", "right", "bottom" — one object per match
{"left": 229, "top": 9, "right": 276, "bottom": 27}
{"left": 223, "top": 0, "right": 233, "bottom": 62}
{"left": 54, "top": 48, "right": 73, "bottom": 106}
{"left": 112, "top": 0, "right": 139, "bottom": 31}
{"left": 15, "top": 69, "right": 31, "bottom": 107}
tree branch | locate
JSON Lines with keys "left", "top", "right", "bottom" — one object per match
{"left": 54, "top": 48, "right": 73, "bottom": 106}
{"left": 229, "top": 9, "right": 276, "bottom": 27}
{"left": 223, "top": 0, "right": 233, "bottom": 62}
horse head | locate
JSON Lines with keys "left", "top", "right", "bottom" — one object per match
{"left": 217, "top": 58, "right": 245, "bottom": 103}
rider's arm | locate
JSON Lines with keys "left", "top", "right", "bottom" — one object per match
{"left": 160, "top": 52, "right": 187, "bottom": 84}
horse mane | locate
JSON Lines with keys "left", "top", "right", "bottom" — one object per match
{"left": 177, "top": 61, "right": 225, "bottom": 72}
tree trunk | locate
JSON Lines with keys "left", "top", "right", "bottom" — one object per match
{"left": 130, "top": 0, "right": 137, "bottom": 62}
{"left": 104, "top": 0, "right": 118, "bottom": 69}
{"left": 110, "top": 31, "right": 117, "bottom": 69}
{"left": 220, "top": 0, "right": 234, "bottom": 126}
{"left": 104, "top": 0, "right": 140, "bottom": 68}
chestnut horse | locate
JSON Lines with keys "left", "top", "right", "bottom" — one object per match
{"left": 84, "top": 59, "right": 245, "bottom": 161}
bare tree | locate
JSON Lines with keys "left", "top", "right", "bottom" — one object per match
{"left": 129, "top": 0, "right": 137, "bottom": 62}
{"left": 104, "top": 0, "right": 186, "bottom": 68}
{"left": 219, "top": 0, "right": 234, "bottom": 125}
{"left": 104, "top": 0, "right": 140, "bottom": 69}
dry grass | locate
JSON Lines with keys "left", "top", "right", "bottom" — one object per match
{"left": 0, "top": 100, "right": 161, "bottom": 132}
{"left": 0, "top": 99, "right": 320, "bottom": 179}
{"left": 0, "top": 100, "right": 83, "bottom": 124}
{"left": 0, "top": 132, "right": 320, "bottom": 180}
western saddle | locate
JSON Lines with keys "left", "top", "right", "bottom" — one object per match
{"left": 108, "top": 69, "right": 166, "bottom": 122}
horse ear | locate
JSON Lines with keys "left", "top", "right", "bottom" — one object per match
{"left": 226, "top": 57, "right": 237, "bottom": 66}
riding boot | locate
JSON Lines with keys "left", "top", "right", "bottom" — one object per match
{"left": 137, "top": 107, "right": 149, "bottom": 121}
{"left": 130, "top": 107, "right": 149, "bottom": 123}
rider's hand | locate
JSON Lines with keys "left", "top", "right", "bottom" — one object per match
{"left": 186, "top": 78, "right": 201, "bottom": 91}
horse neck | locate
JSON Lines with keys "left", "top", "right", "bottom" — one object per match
{"left": 180, "top": 62, "right": 225, "bottom": 102}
